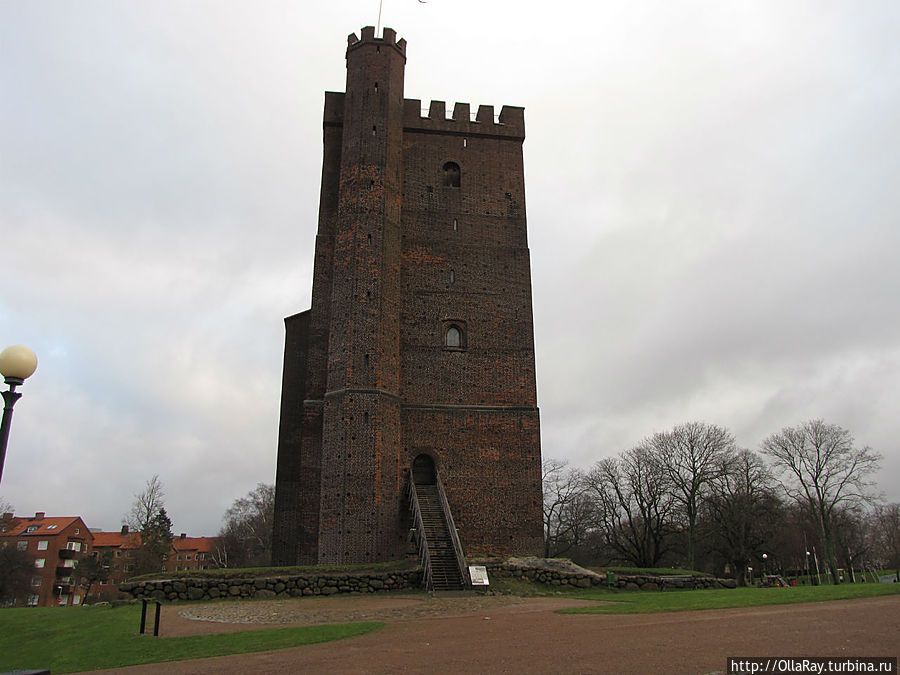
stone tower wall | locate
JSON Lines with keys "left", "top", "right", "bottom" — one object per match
{"left": 272, "top": 27, "right": 543, "bottom": 565}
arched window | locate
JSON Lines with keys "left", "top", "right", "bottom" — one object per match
{"left": 443, "top": 161, "right": 461, "bottom": 188}
{"left": 446, "top": 326, "right": 461, "bottom": 348}
{"left": 442, "top": 319, "right": 467, "bottom": 350}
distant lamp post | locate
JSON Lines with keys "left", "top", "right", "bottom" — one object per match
{"left": 762, "top": 552, "right": 769, "bottom": 576}
{"left": 0, "top": 345, "right": 38, "bottom": 485}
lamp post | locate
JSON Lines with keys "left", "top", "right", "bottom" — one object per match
{"left": 0, "top": 345, "right": 38, "bottom": 485}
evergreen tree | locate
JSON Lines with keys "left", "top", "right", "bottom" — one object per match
{"left": 135, "top": 508, "right": 173, "bottom": 575}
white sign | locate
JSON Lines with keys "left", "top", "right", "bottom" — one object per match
{"left": 469, "top": 565, "right": 490, "bottom": 586}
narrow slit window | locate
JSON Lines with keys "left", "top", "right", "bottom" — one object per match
{"left": 463, "top": 138, "right": 468, "bottom": 148}
{"left": 450, "top": 269, "right": 456, "bottom": 284}
{"left": 453, "top": 218, "right": 458, "bottom": 231}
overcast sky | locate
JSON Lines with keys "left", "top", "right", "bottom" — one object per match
{"left": 2, "top": 1, "right": 898, "bottom": 536}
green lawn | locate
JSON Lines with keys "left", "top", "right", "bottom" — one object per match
{"left": 0, "top": 603, "right": 383, "bottom": 674}
{"left": 558, "top": 582, "right": 900, "bottom": 614}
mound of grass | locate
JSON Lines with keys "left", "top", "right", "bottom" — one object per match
{"left": 589, "top": 566, "right": 709, "bottom": 576}
{"left": 0, "top": 603, "right": 383, "bottom": 674}
{"left": 130, "top": 558, "right": 417, "bottom": 582}
{"left": 559, "top": 582, "right": 900, "bottom": 615}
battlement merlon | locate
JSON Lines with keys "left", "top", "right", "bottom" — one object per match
{"left": 403, "top": 99, "right": 525, "bottom": 139}
{"left": 322, "top": 93, "right": 525, "bottom": 139}
{"left": 347, "top": 26, "right": 407, "bottom": 59}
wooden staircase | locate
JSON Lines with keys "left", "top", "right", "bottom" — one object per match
{"left": 415, "top": 484, "right": 463, "bottom": 590}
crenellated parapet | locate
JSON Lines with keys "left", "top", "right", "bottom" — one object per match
{"left": 347, "top": 26, "right": 407, "bottom": 57}
{"left": 403, "top": 99, "right": 524, "bottom": 139}
{"left": 323, "top": 92, "right": 524, "bottom": 139}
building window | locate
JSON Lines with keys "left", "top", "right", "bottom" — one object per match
{"left": 37, "top": 541, "right": 48, "bottom": 551}
{"left": 443, "top": 321, "right": 467, "bottom": 350}
{"left": 185, "top": 554, "right": 192, "bottom": 560}
{"left": 26, "top": 525, "right": 38, "bottom": 533}
{"left": 17, "top": 541, "right": 27, "bottom": 551}
{"left": 65, "top": 541, "right": 81, "bottom": 552}
{"left": 34, "top": 558, "right": 45, "bottom": 568}
{"left": 46, "top": 524, "right": 57, "bottom": 530}
{"left": 115, "top": 550, "right": 121, "bottom": 558}
{"left": 31, "top": 576, "right": 41, "bottom": 587}
{"left": 27, "top": 594, "right": 39, "bottom": 607}
{"left": 62, "top": 559, "right": 75, "bottom": 568}
{"left": 442, "top": 162, "right": 460, "bottom": 188}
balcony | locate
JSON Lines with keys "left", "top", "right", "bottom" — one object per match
{"left": 58, "top": 548, "right": 77, "bottom": 559}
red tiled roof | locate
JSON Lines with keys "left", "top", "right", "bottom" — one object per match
{"left": 92, "top": 531, "right": 142, "bottom": 548}
{"left": 1, "top": 516, "right": 86, "bottom": 537}
{"left": 172, "top": 536, "right": 218, "bottom": 553}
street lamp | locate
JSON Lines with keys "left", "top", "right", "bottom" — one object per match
{"left": 0, "top": 345, "right": 38, "bottom": 485}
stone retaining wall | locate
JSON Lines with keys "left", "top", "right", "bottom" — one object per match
{"left": 120, "top": 560, "right": 736, "bottom": 602}
{"left": 483, "top": 560, "right": 737, "bottom": 591}
{"left": 120, "top": 569, "right": 422, "bottom": 602}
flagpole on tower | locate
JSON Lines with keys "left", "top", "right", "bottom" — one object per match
{"left": 377, "top": 0, "right": 383, "bottom": 34}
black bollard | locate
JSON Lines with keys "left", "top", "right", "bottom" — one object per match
{"left": 140, "top": 599, "right": 148, "bottom": 634}
{"left": 154, "top": 601, "right": 161, "bottom": 637}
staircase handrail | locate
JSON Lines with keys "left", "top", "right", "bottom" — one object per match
{"left": 407, "top": 478, "right": 434, "bottom": 592}
{"left": 435, "top": 473, "right": 469, "bottom": 586}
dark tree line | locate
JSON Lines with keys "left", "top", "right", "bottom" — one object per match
{"left": 543, "top": 420, "right": 892, "bottom": 585}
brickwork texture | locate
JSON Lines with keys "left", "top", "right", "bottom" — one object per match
{"left": 272, "top": 26, "right": 543, "bottom": 566}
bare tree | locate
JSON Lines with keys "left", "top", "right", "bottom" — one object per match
{"left": 872, "top": 503, "right": 900, "bottom": 581}
{"left": 585, "top": 446, "right": 677, "bottom": 568}
{"left": 74, "top": 550, "right": 111, "bottom": 602}
{"left": 217, "top": 483, "right": 275, "bottom": 568}
{"left": 703, "top": 449, "right": 783, "bottom": 585}
{"left": 0, "top": 496, "right": 12, "bottom": 514}
{"left": 651, "top": 422, "right": 737, "bottom": 571}
{"left": 542, "top": 459, "right": 590, "bottom": 558}
{"left": 125, "top": 474, "right": 166, "bottom": 533}
{"left": 761, "top": 420, "right": 881, "bottom": 584}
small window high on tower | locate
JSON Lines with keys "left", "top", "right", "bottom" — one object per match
{"left": 443, "top": 162, "right": 460, "bottom": 188}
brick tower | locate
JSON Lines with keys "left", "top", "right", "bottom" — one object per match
{"left": 272, "top": 27, "right": 543, "bottom": 567}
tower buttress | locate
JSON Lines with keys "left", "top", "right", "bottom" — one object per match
{"left": 318, "top": 27, "right": 407, "bottom": 563}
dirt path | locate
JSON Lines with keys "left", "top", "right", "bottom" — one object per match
{"left": 90, "top": 594, "right": 899, "bottom": 674}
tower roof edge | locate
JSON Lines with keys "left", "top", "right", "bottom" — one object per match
{"left": 347, "top": 26, "right": 406, "bottom": 56}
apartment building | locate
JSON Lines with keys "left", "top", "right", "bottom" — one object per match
{"left": 0, "top": 511, "right": 93, "bottom": 607}
{"left": 167, "top": 533, "right": 217, "bottom": 573}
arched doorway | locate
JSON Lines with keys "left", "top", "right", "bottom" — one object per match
{"left": 412, "top": 454, "right": 436, "bottom": 485}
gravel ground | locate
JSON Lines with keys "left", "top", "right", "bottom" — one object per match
{"left": 88, "top": 594, "right": 900, "bottom": 674}
{"left": 177, "top": 593, "right": 528, "bottom": 628}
